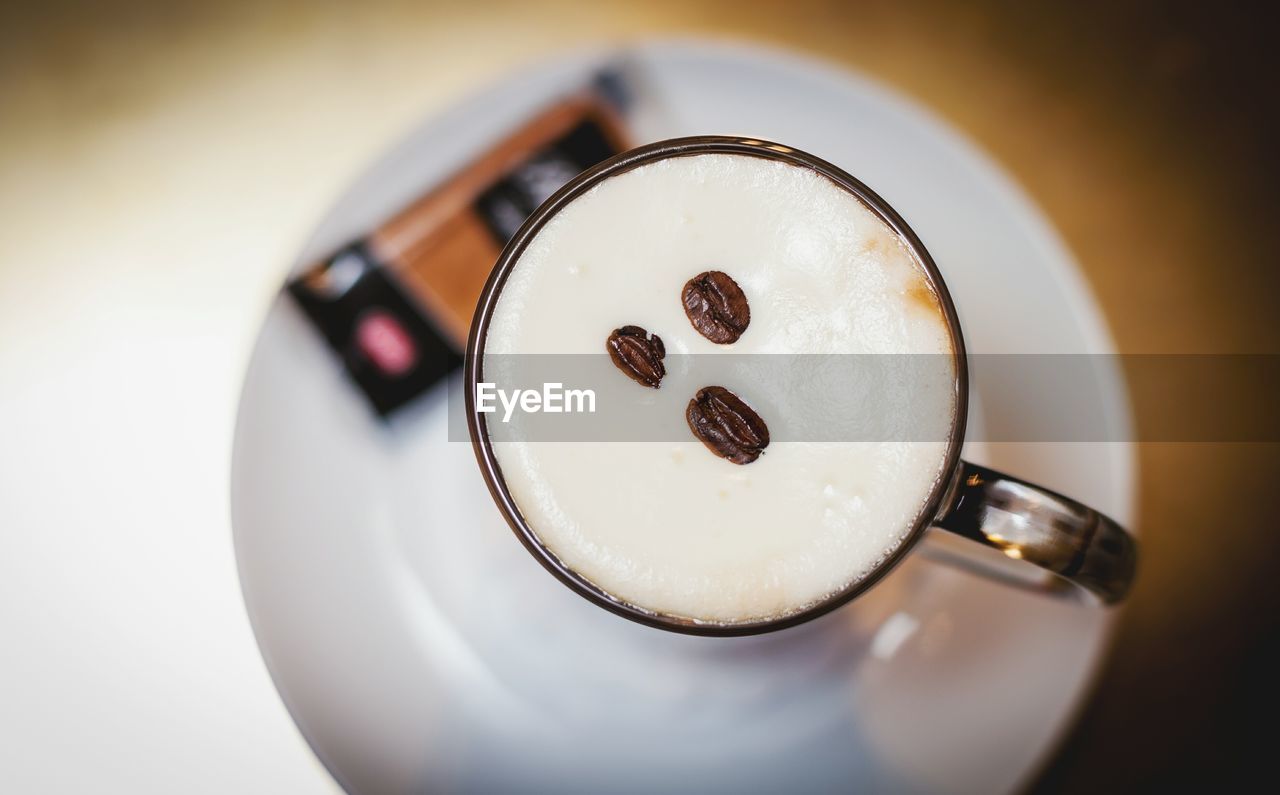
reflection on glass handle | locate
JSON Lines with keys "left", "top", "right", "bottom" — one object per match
{"left": 933, "top": 461, "right": 1138, "bottom": 604}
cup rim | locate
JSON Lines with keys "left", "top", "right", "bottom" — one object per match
{"left": 464, "top": 135, "right": 969, "bottom": 636}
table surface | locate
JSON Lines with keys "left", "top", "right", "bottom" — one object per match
{"left": 2, "top": 1, "right": 1275, "bottom": 792}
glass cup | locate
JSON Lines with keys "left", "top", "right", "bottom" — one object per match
{"left": 464, "top": 136, "right": 1137, "bottom": 636}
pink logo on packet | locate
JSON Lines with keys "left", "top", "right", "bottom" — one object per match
{"left": 355, "top": 310, "right": 418, "bottom": 376}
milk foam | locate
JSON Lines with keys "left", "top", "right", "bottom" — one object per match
{"left": 484, "top": 153, "right": 956, "bottom": 624}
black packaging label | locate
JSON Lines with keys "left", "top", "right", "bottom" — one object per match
{"left": 474, "top": 118, "right": 617, "bottom": 242}
{"left": 288, "top": 243, "right": 461, "bottom": 416}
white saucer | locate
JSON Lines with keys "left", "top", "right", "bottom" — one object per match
{"left": 232, "top": 41, "right": 1135, "bottom": 794}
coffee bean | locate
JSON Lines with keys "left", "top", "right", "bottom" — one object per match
{"left": 682, "top": 271, "right": 750, "bottom": 344}
{"left": 606, "top": 325, "right": 666, "bottom": 388}
{"left": 686, "top": 386, "right": 770, "bottom": 465}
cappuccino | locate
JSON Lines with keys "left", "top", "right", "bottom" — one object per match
{"left": 483, "top": 152, "right": 957, "bottom": 624}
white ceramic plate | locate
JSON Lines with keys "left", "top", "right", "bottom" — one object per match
{"left": 232, "top": 40, "right": 1134, "bottom": 794}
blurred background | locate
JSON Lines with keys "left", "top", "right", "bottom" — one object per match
{"left": 2, "top": 0, "right": 1276, "bottom": 792}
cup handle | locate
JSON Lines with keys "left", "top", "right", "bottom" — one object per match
{"left": 930, "top": 461, "right": 1138, "bottom": 604}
